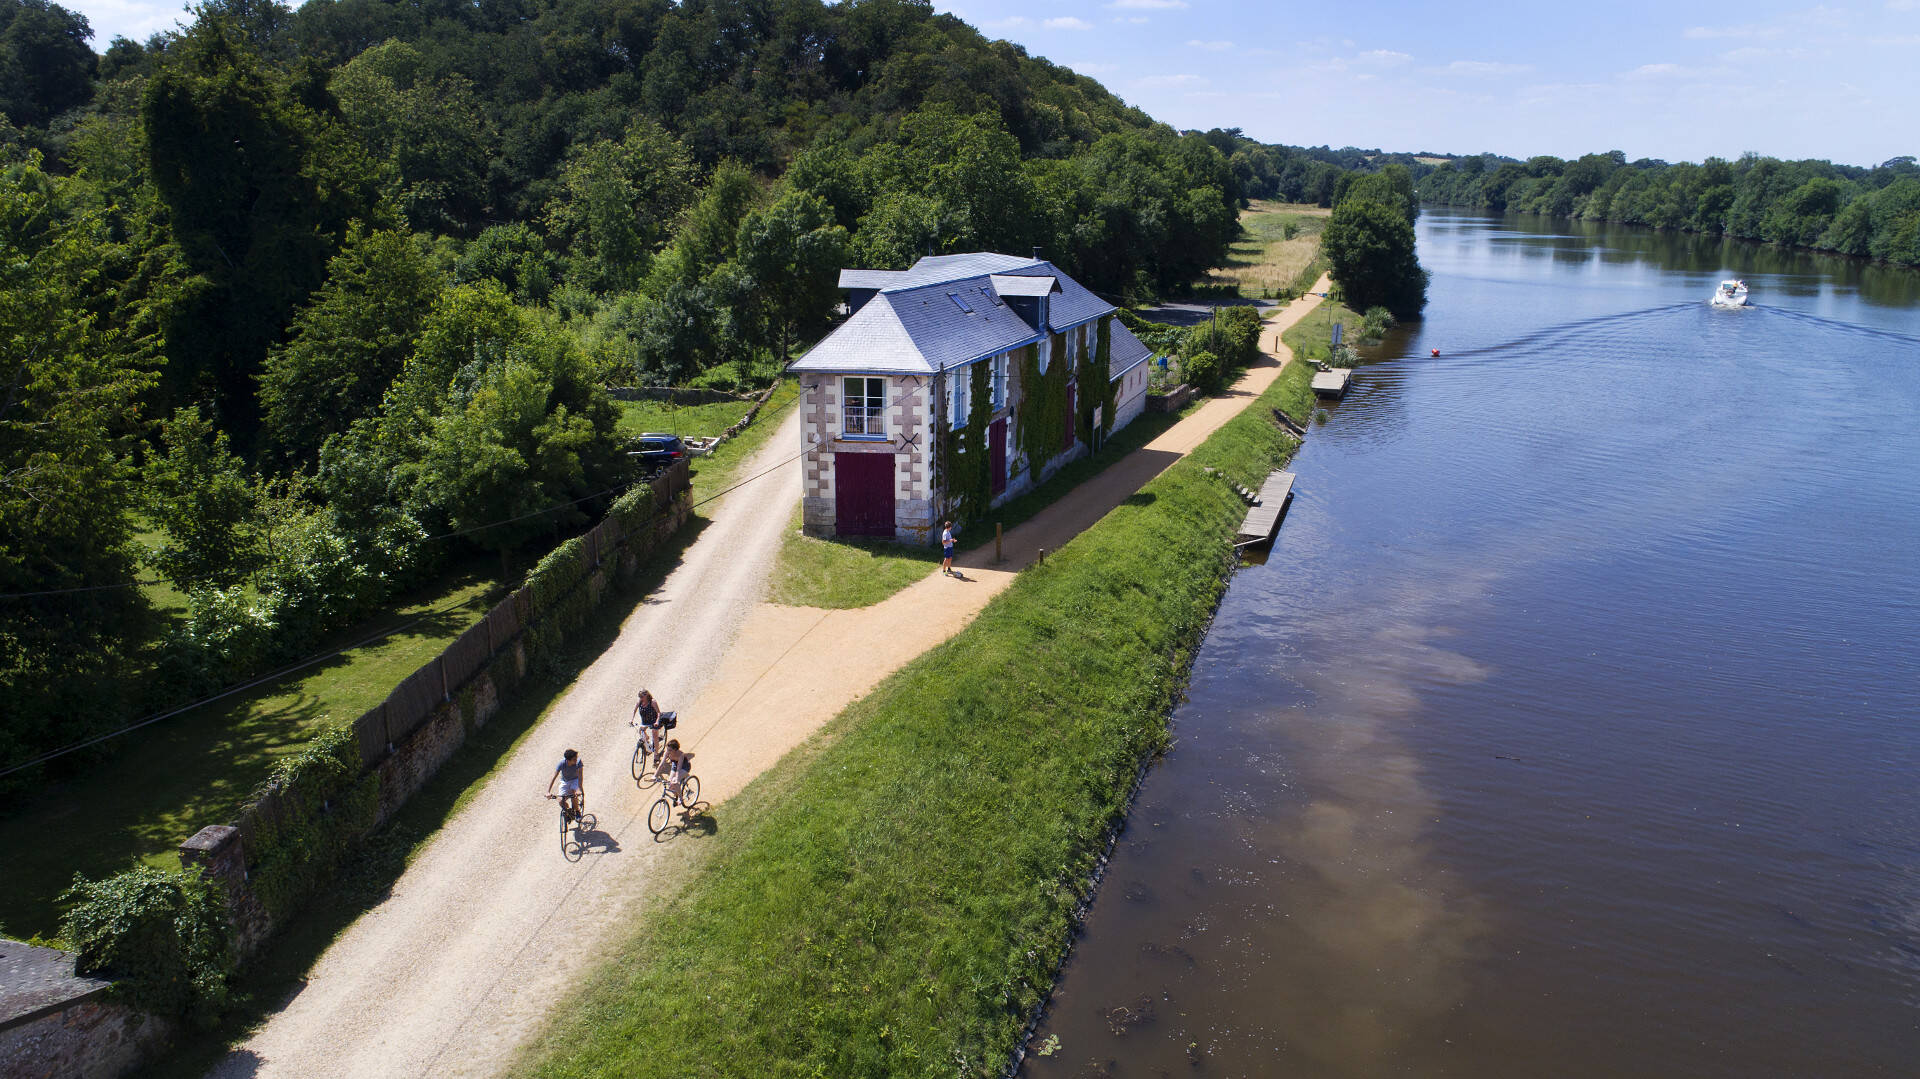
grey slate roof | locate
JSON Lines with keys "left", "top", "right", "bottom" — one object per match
{"left": 987, "top": 274, "right": 1058, "bottom": 297}
{"left": 1108, "top": 320, "right": 1153, "bottom": 379}
{"left": 793, "top": 253, "right": 1118, "bottom": 375}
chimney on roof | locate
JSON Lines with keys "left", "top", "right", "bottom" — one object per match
{"left": 1032, "top": 246, "right": 1043, "bottom": 260}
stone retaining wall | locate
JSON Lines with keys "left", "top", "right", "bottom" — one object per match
{"left": 0, "top": 939, "right": 172, "bottom": 1079}
{"left": 177, "top": 463, "right": 694, "bottom": 961}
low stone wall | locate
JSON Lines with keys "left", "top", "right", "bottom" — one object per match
{"left": 608, "top": 386, "right": 755, "bottom": 406}
{"left": 177, "top": 463, "right": 694, "bottom": 961}
{"left": 1146, "top": 384, "right": 1195, "bottom": 412}
{"left": 0, "top": 940, "right": 172, "bottom": 1079}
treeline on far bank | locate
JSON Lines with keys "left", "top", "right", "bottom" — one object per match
{"left": 1419, "top": 151, "right": 1920, "bottom": 265}
{"left": 0, "top": 0, "right": 1422, "bottom": 792}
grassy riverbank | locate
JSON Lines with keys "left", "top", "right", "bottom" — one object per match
{"left": 1282, "top": 294, "right": 1367, "bottom": 366}
{"left": 525, "top": 362, "right": 1316, "bottom": 1078}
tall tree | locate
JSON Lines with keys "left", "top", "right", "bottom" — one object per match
{"left": 142, "top": 14, "right": 384, "bottom": 434}
{"left": 728, "top": 188, "right": 848, "bottom": 362}
{"left": 543, "top": 116, "right": 698, "bottom": 292}
{"left": 0, "top": 157, "right": 156, "bottom": 777}
{"left": 143, "top": 406, "right": 259, "bottom": 590}
{"left": 0, "top": 0, "right": 95, "bottom": 128}
{"left": 1323, "top": 195, "right": 1427, "bottom": 320}
{"left": 260, "top": 228, "right": 445, "bottom": 463}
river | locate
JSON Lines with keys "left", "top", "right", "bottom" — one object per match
{"left": 1020, "top": 210, "right": 1920, "bottom": 1077}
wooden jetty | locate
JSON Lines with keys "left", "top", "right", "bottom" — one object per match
{"left": 1235, "top": 470, "right": 1297, "bottom": 547}
{"left": 1310, "top": 366, "right": 1352, "bottom": 398}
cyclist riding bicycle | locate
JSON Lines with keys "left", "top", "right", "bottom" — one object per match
{"left": 631, "top": 688, "right": 674, "bottom": 767}
{"left": 547, "top": 748, "right": 585, "bottom": 818}
{"left": 656, "top": 739, "right": 693, "bottom": 802}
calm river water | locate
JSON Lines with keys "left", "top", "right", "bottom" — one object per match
{"left": 1022, "top": 211, "right": 1920, "bottom": 1078}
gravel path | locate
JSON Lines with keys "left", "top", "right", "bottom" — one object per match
{"left": 208, "top": 282, "right": 1329, "bottom": 1078}
{"left": 210, "top": 410, "right": 803, "bottom": 1079}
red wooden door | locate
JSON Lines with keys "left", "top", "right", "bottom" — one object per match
{"left": 989, "top": 419, "right": 1007, "bottom": 496}
{"left": 835, "top": 453, "right": 895, "bottom": 537}
{"left": 1062, "top": 382, "right": 1077, "bottom": 449}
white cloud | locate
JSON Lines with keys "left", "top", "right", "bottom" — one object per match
{"left": 1623, "top": 62, "right": 1694, "bottom": 79}
{"left": 1187, "top": 39, "right": 1234, "bottom": 51}
{"left": 1110, "top": 0, "right": 1188, "bottom": 8}
{"left": 1045, "top": 16, "right": 1094, "bottom": 29}
{"left": 1683, "top": 25, "right": 1785, "bottom": 39}
{"left": 1357, "top": 49, "right": 1414, "bottom": 65}
{"left": 1438, "top": 60, "right": 1533, "bottom": 76}
{"left": 1134, "top": 73, "right": 1208, "bottom": 88}
{"left": 1889, "top": 0, "right": 1918, "bottom": 10}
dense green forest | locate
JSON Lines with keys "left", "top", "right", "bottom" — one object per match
{"left": 1419, "top": 151, "right": 1920, "bottom": 265}
{"left": 0, "top": 0, "right": 1409, "bottom": 786}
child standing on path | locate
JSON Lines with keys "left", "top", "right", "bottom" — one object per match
{"left": 940, "top": 521, "right": 956, "bottom": 576}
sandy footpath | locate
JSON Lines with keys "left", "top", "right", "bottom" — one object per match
{"left": 209, "top": 280, "right": 1326, "bottom": 1078}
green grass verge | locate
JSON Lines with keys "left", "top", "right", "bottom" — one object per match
{"left": 523, "top": 362, "right": 1316, "bottom": 1079}
{"left": 614, "top": 396, "right": 757, "bottom": 441}
{"left": 763, "top": 403, "right": 1193, "bottom": 609}
{"left": 138, "top": 547, "right": 703, "bottom": 1079}
{"left": 1283, "top": 293, "right": 1365, "bottom": 366}
{"left": 0, "top": 561, "right": 507, "bottom": 940}
{"left": 686, "top": 378, "right": 801, "bottom": 510}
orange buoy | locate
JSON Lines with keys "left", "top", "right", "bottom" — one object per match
{"left": 1431, "top": 348, "right": 1441, "bottom": 356}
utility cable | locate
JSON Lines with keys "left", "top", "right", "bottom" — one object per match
{"left": 0, "top": 429, "right": 811, "bottom": 774}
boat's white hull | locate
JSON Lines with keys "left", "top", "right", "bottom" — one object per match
{"left": 1710, "top": 281, "right": 1750, "bottom": 307}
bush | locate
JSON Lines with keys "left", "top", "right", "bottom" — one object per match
{"left": 1184, "top": 349, "right": 1223, "bottom": 392}
{"left": 152, "top": 587, "right": 276, "bottom": 698}
{"left": 247, "top": 726, "right": 380, "bottom": 920}
{"left": 60, "top": 866, "right": 235, "bottom": 1023}
{"left": 1361, "top": 305, "right": 1395, "bottom": 341}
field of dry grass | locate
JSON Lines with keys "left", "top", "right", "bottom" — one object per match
{"left": 1200, "top": 200, "right": 1332, "bottom": 298}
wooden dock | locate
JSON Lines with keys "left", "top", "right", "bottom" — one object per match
{"left": 1310, "top": 366, "right": 1352, "bottom": 398}
{"left": 1235, "top": 470, "right": 1297, "bottom": 547}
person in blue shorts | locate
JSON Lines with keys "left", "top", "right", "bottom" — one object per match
{"left": 940, "top": 520, "right": 956, "bottom": 576}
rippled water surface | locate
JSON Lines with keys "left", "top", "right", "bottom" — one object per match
{"left": 1022, "top": 212, "right": 1920, "bottom": 1077}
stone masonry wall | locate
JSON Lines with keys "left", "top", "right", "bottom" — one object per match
{"left": 177, "top": 472, "right": 693, "bottom": 963}
{"left": 0, "top": 940, "right": 173, "bottom": 1079}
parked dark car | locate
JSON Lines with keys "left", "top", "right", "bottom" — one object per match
{"left": 632, "top": 433, "right": 688, "bottom": 474}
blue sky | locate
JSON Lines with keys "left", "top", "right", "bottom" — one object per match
{"left": 938, "top": 0, "right": 1919, "bottom": 166}
{"left": 62, "top": 0, "right": 1917, "bottom": 167}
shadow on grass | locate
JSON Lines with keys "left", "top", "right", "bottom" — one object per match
{"left": 142, "top": 531, "right": 706, "bottom": 1079}
{"left": 0, "top": 564, "right": 509, "bottom": 940}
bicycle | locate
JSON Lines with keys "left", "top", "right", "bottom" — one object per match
{"left": 630, "top": 712, "right": 676, "bottom": 786}
{"left": 550, "top": 793, "right": 597, "bottom": 860}
{"left": 646, "top": 763, "right": 700, "bottom": 836}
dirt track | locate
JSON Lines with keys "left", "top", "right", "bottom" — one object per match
{"left": 210, "top": 281, "right": 1327, "bottom": 1077}
{"left": 210, "top": 411, "right": 805, "bottom": 1078}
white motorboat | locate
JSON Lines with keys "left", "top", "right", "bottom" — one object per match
{"left": 1710, "top": 279, "right": 1750, "bottom": 308}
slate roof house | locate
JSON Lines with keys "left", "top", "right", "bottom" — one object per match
{"left": 790, "top": 252, "right": 1156, "bottom": 542}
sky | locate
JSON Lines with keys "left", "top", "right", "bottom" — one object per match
{"left": 59, "top": 0, "right": 1919, "bottom": 168}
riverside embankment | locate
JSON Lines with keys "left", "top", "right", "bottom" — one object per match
{"left": 523, "top": 353, "right": 1319, "bottom": 1078}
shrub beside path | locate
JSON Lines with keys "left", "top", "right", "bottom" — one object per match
{"left": 209, "top": 278, "right": 1327, "bottom": 1078}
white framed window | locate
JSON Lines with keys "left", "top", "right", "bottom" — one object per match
{"left": 1067, "top": 327, "right": 1079, "bottom": 368}
{"left": 842, "top": 377, "right": 886, "bottom": 439}
{"left": 949, "top": 366, "right": 971, "bottom": 429}
{"left": 991, "top": 353, "right": 1008, "bottom": 410}
{"left": 1038, "top": 336, "right": 1051, "bottom": 375}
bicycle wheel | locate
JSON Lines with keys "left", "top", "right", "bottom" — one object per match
{"left": 577, "top": 813, "right": 597, "bottom": 834}
{"left": 679, "top": 774, "right": 700, "bottom": 808}
{"left": 631, "top": 741, "right": 646, "bottom": 781}
{"left": 647, "top": 797, "right": 672, "bottom": 835}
